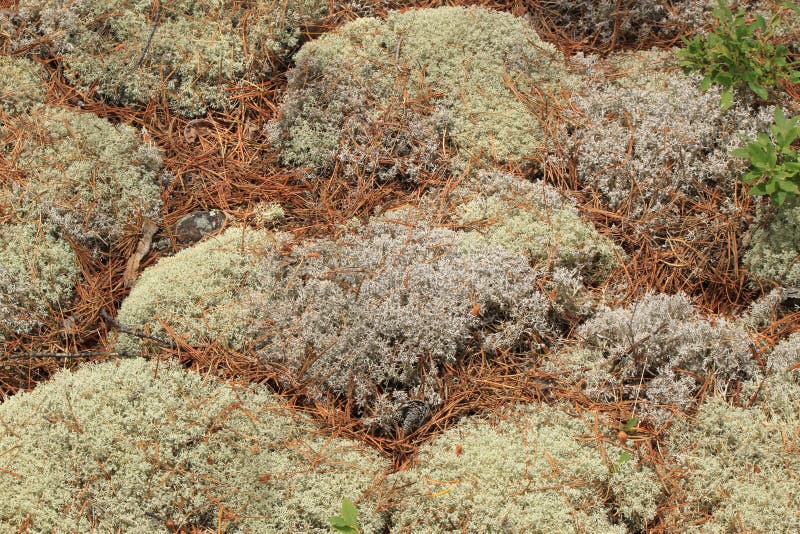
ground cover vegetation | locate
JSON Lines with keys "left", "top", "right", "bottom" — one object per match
{"left": 1, "top": 0, "right": 799, "bottom": 531}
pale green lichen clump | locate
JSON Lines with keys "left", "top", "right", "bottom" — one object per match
{"left": 454, "top": 171, "right": 622, "bottom": 281}
{"left": 744, "top": 197, "right": 800, "bottom": 288}
{"left": 0, "top": 223, "right": 79, "bottom": 340}
{"left": 115, "top": 227, "right": 290, "bottom": 355}
{"left": 0, "top": 56, "right": 46, "bottom": 115}
{"left": 392, "top": 403, "right": 662, "bottom": 532}
{"left": 0, "top": 358, "right": 390, "bottom": 532}
{"left": 12, "top": 0, "right": 327, "bottom": 116}
{"left": 271, "top": 6, "right": 572, "bottom": 176}
{"left": 5, "top": 106, "right": 162, "bottom": 248}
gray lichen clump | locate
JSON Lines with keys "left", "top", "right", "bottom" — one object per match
{"left": 548, "top": 292, "right": 756, "bottom": 427}
{"left": 4, "top": 106, "right": 162, "bottom": 249}
{"left": 270, "top": 6, "right": 573, "bottom": 177}
{"left": 392, "top": 403, "right": 662, "bottom": 533}
{"left": 256, "top": 216, "right": 557, "bottom": 431}
{"left": 115, "top": 227, "right": 290, "bottom": 356}
{"left": 0, "top": 56, "right": 46, "bottom": 115}
{"left": 664, "top": 363, "right": 800, "bottom": 533}
{"left": 744, "top": 197, "right": 800, "bottom": 288}
{"left": 12, "top": 0, "right": 327, "bottom": 116}
{"left": 0, "top": 223, "right": 79, "bottom": 340}
{"left": 453, "top": 171, "right": 622, "bottom": 282}
{"left": 0, "top": 358, "right": 390, "bottom": 533}
{"left": 563, "top": 49, "right": 774, "bottom": 218}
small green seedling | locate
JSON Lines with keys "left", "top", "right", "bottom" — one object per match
{"left": 620, "top": 417, "right": 638, "bottom": 436}
{"left": 732, "top": 107, "right": 800, "bottom": 206}
{"left": 329, "top": 497, "right": 360, "bottom": 533}
{"left": 678, "top": 0, "right": 800, "bottom": 110}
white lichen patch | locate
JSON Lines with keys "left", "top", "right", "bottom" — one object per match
{"left": 744, "top": 197, "right": 800, "bottom": 288}
{"left": 0, "top": 56, "right": 46, "bottom": 115}
{"left": 0, "top": 358, "right": 390, "bottom": 533}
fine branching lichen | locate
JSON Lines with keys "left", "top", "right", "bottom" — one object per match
{"left": 12, "top": 0, "right": 327, "bottom": 116}
{"left": 0, "top": 56, "right": 46, "bottom": 115}
{"left": 391, "top": 403, "right": 662, "bottom": 533}
{"left": 744, "top": 196, "right": 800, "bottom": 288}
{"left": 255, "top": 216, "right": 557, "bottom": 431}
{"left": 4, "top": 106, "right": 162, "bottom": 249}
{"left": 0, "top": 358, "right": 390, "bottom": 533}
{"left": 0, "top": 222, "right": 79, "bottom": 340}
{"left": 548, "top": 292, "right": 757, "bottom": 426}
{"left": 115, "top": 227, "right": 291, "bottom": 356}
{"left": 270, "top": 6, "right": 574, "bottom": 176}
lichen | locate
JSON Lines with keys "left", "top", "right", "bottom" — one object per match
{"left": 0, "top": 222, "right": 79, "bottom": 340}
{"left": 12, "top": 0, "right": 327, "bottom": 116}
{"left": 391, "top": 403, "right": 662, "bottom": 533}
{"left": 0, "top": 56, "right": 46, "bottom": 115}
{"left": 0, "top": 358, "right": 390, "bottom": 533}
{"left": 115, "top": 227, "right": 290, "bottom": 356}
{"left": 270, "top": 6, "right": 574, "bottom": 176}
{"left": 744, "top": 197, "right": 800, "bottom": 288}
{"left": 5, "top": 106, "right": 162, "bottom": 248}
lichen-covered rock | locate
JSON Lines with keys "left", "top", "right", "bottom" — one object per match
{"left": 744, "top": 197, "right": 800, "bottom": 288}
{"left": 4, "top": 106, "right": 162, "bottom": 248}
{"left": 563, "top": 49, "right": 775, "bottom": 218}
{"left": 663, "top": 384, "right": 800, "bottom": 532}
{"left": 454, "top": 171, "right": 622, "bottom": 282}
{"left": 270, "top": 6, "right": 573, "bottom": 176}
{"left": 0, "top": 222, "right": 79, "bottom": 340}
{"left": 0, "top": 56, "right": 46, "bottom": 115}
{"left": 548, "top": 292, "right": 756, "bottom": 426}
{"left": 115, "top": 227, "right": 290, "bottom": 356}
{"left": 255, "top": 216, "right": 557, "bottom": 431}
{"left": 391, "top": 403, "right": 662, "bottom": 533}
{"left": 12, "top": 0, "right": 327, "bottom": 116}
{"left": 0, "top": 358, "right": 390, "bottom": 533}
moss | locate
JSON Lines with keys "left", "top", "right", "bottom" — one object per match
{"left": 0, "top": 222, "right": 79, "bottom": 340}
{"left": 663, "top": 389, "right": 800, "bottom": 532}
{"left": 391, "top": 403, "right": 661, "bottom": 533}
{"left": 5, "top": 106, "right": 162, "bottom": 248}
{"left": 0, "top": 358, "right": 390, "bottom": 532}
{"left": 115, "top": 227, "right": 290, "bottom": 355}
{"left": 271, "top": 6, "right": 574, "bottom": 175}
{"left": 454, "top": 171, "right": 622, "bottom": 281}
{"left": 744, "top": 197, "right": 800, "bottom": 288}
{"left": 13, "top": 0, "right": 327, "bottom": 116}
{"left": 0, "top": 56, "right": 46, "bottom": 115}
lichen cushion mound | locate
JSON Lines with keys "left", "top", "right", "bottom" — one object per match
{"left": 270, "top": 6, "right": 574, "bottom": 176}
{"left": 115, "top": 227, "right": 291, "bottom": 356}
{"left": 12, "top": 0, "right": 327, "bottom": 116}
{"left": 663, "top": 370, "right": 800, "bottom": 532}
{"left": 547, "top": 292, "right": 757, "bottom": 426}
{"left": 0, "top": 222, "right": 79, "bottom": 340}
{"left": 3, "top": 106, "right": 162, "bottom": 248}
{"left": 744, "top": 196, "right": 800, "bottom": 288}
{"left": 256, "top": 215, "right": 556, "bottom": 431}
{"left": 454, "top": 170, "right": 622, "bottom": 282}
{"left": 0, "top": 56, "right": 46, "bottom": 115}
{"left": 0, "top": 358, "right": 390, "bottom": 533}
{"left": 391, "top": 403, "right": 662, "bottom": 533}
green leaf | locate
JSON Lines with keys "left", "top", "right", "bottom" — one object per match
{"left": 748, "top": 81, "right": 769, "bottom": 99}
{"left": 700, "top": 75, "right": 713, "bottom": 91}
{"left": 750, "top": 182, "right": 768, "bottom": 195}
{"left": 777, "top": 180, "right": 800, "bottom": 193}
{"left": 731, "top": 146, "right": 752, "bottom": 159}
{"left": 720, "top": 89, "right": 734, "bottom": 111}
{"left": 341, "top": 498, "right": 358, "bottom": 525}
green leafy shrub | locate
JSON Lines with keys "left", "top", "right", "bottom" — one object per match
{"left": 743, "top": 196, "right": 800, "bottom": 287}
{"left": 115, "top": 227, "right": 291, "bottom": 355}
{"left": 0, "top": 56, "right": 46, "bottom": 115}
{"left": 270, "top": 6, "right": 574, "bottom": 175}
{"left": 12, "top": 0, "right": 327, "bottom": 116}
{"left": 678, "top": 0, "right": 800, "bottom": 110}
{"left": 4, "top": 106, "right": 162, "bottom": 248}
{"left": 663, "top": 383, "right": 800, "bottom": 532}
{"left": 732, "top": 106, "right": 800, "bottom": 205}
{"left": 0, "top": 358, "right": 390, "bottom": 533}
{"left": 0, "top": 222, "right": 79, "bottom": 340}
{"left": 391, "top": 403, "right": 662, "bottom": 533}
